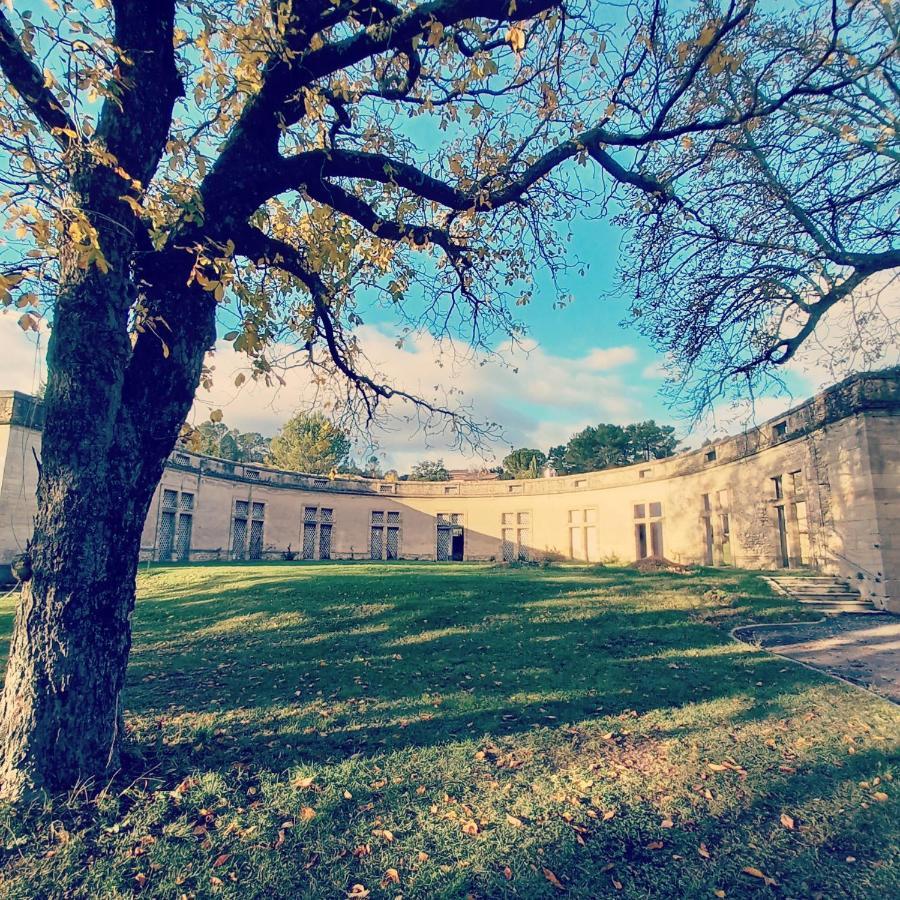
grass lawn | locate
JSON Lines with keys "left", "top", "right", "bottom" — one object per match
{"left": 0, "top": 563, "right": 897, "bottom": 898}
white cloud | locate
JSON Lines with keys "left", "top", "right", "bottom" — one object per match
{"left": 190, "top": 326, "right": 648, "bottom": 467}
{"left": 584, "top": 345, "right": 637, "bottom": 370}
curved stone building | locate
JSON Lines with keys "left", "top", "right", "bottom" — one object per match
{"left": 1, "top": 369, "right": 898, "bottom": 610}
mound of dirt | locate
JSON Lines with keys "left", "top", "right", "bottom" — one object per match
{"left": 629, "top": 556, "right": 697, "bottom": 575}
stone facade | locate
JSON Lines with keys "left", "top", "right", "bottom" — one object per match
{"left": 1, "top": 371, "right": 898, "bottom": 610}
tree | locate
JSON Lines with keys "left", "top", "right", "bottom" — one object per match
{"left": 188, "top": 420, "right": 271, "bottom": 461}
{"left": 625, "top": 421, "right": 678, "bottom": 462}
{"left": 268, "top": 412, "right": 350, "bottom": 474}
{"left": 502, "top": 448, "right": 547, "bottom": 479}
{"left": 409, "top": 459, "right": 451, "bottom": 481}
{"left": 0, "top": 0, "right": 888, "bottom": 798}
{"left": 564, "top": 424, "right": 632, "bottom": 473}
{"left": 617, "top": 2, "right": 899, "bottom": 415}
{"left": 546, "top": 445, "right": 568, "bottom": 476}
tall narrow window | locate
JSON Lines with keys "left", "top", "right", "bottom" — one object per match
{"left": 386, "top": 511, "right": 400, "bottom": 560}
{"left": 501, "top": 512, "right": 530, "bottom": 560}
{"left": 158, "top": 489, "right": 178, "bottom": 561}
{"left": 436, "top": 513, "right": 464, "bottom": 561}
{"left": 249, "top": 502, "right": 265, "bottom": 559}
{"left": 634, "top": 502, "right": 663, "bottom": 560}
{"left": 175, "top": 492, "right": 194, "bottom": 561}
{"left": 232, "top": 499, "right": 264, "bottom": 559}
{"left": 700, "top": 494, "right": 713, "bottom": 565}
{"left": 369, "top": 511, "right": 399, "bottom": 560}
{"left": 568, "top": 508, "right": 596, "bottom": 561}
{"left": 301, "top": 506, "right": 335, "bottom": 560}
{"left": 157, "top": 488, "right": 194, "bottom": 561}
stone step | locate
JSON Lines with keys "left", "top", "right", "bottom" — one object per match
{"left": 802, "top": 604, "right": 886, "bottom": 615}
{"left": 766, "top": 573, "right": 884, "bottom": 615}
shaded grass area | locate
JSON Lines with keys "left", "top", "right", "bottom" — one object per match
{"left": 0, "top": 562, "right": 897, "bottom": 898}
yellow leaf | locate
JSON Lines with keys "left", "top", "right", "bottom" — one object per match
{"left": 381, "top": 868, "right": 400, "bottom": 886}
{"left": 505, "top": 814, "right": 524, "bottom": 828}
{"left": 209, "top": 409, "right": 223, "bottom": 423}
{"left": 461, "top": 819, "right": 479, "bottom": 836}
{"left": 299, "top": 806, "right": 316, "bottom": 821}
{"left": 699, "top": 843, "right": 711, "bottom": 859}
{"left": 506, "top": 25, "right": 526, "bottom": 53}
{"left": 872, "top": 791, "right": 888, "bottom": 802}
{"left": 780, "top": 813, "right": 795, "bottom": 829}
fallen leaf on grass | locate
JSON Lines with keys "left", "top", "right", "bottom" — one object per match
{"left": 661, "top": 818, "right": 674, "bottom": 829}
{"left": 293, "top": 775, "right": 315, "bottom": 789}
{"left": 646, "top": 841, "right": 664, "bottom": 850}
{"left": 602, "top": 810, "right": 616, "bottom": 821}
{"left": 300, "top": 807, "right": 316, "bottom": 822}
{"left": 461, "top": 820, "right": 480, "bottom": 836}
{"left": 381, "top": 868, "right": 400, "bottom": 886}
{"left": 698, "top": 843, "right": 711, "bottom": 859}
{"left": 503, "top": 865, "right": 513, "bottom": 880}
{"left": 505, "top": 814, "right": 524, "bottom": 828}
{"left": 872, "top": 791, "right": 888, "bottom": 802}
{"left": 742, "top": 866, "right": 778, "bottom": 887}
{"left": 780, "top": 813, "right": 795, "bottom": 830}
{"left": 347, "top": 886, "right": 369, "bottom": 899}
{"left": 543, "top": 867, "right": 566, "bottom": 892}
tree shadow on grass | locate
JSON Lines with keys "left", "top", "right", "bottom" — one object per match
{"left": 113, "top": 564, "right": 838, "bottom": 778}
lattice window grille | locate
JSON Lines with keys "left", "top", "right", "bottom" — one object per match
{"left": 370, "top": 526, "right": 384, "bottom": 559}
{"left": 386, "top": 526, "right": 399, "bottom": 560}
{"left": 249, "top": 519, "right": 264, "bottom": 559}
{"left": 319, "top": 524, "right": 332, "bottom": 560}
{"left": 232, "top": 517, "right": 247, "bottom": 559}
{"left": 302, "top": 523, "right": 317, "bottom": 559}
{"left": 175, "top": 514, "right": 193, "bottom": 561}
{"left": 159, "top": 511, "right": 176, "bottom": 560}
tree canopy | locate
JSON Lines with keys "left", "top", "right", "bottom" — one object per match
{"left": 187, "top": 420, "right": 271, "bottom": 462}
{"left": 267, "top": 411, "right": 350, "bottom": 473}
{"left": 409, "top": 459, "right": 451, "bottom": 481}
{"left": 502, "top": 447, "right": 547, "bottom": 478}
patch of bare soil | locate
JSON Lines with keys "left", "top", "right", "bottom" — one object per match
{"left": 629, "top": 557, "right": 698, "bottom": 575}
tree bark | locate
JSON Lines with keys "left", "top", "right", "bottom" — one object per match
{"left": 0, "top": 244, "right": 215, "bottom": 799}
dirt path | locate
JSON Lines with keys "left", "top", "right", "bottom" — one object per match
{"left": 734, "top": 616, "right": 900, "bottom": 703}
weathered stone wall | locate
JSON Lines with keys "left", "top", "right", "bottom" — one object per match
{"left": 2, "top": 374, "right": 898, "bottom": 609}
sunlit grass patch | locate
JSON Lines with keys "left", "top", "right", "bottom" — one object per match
{"left": 0, "top": 562, "right": 897, "bottom": 898}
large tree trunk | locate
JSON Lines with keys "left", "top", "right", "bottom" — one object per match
{"left": 0, "top": 249, "right": 215, "bottom": 799}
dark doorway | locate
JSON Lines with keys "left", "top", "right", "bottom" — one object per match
{"left": 776, "top": 505, "right": 789, "bottom": 567}
{"left": 451, "top": 528, "right": 464, "bottom": 561}
{"left": 635, "top": 523, "right": 648, "bottom": 559}
{"left": 703, "top": 518, "right": 714, "bottom": 565}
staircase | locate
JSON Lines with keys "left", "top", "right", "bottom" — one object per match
{"left": 767, "top": 574, "right": 884, "bottom": 615}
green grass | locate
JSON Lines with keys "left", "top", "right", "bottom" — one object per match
{"left": 0, "top": 563, "right": 897, "bottom": 899}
